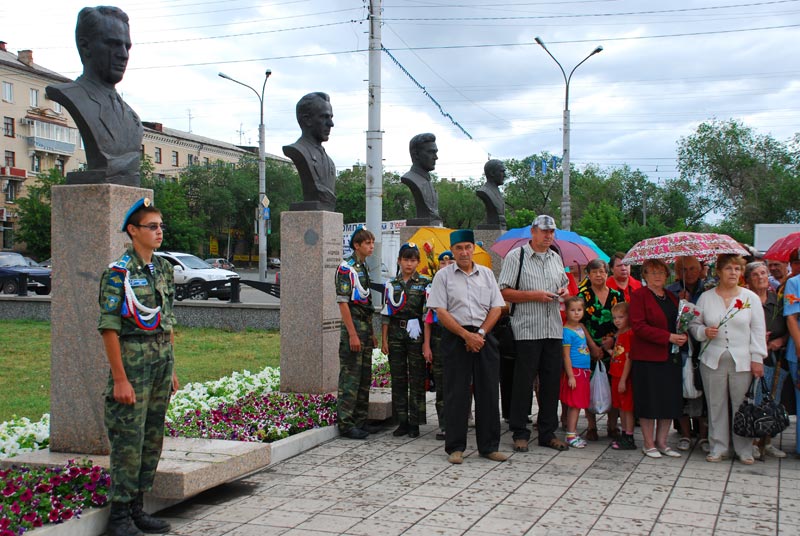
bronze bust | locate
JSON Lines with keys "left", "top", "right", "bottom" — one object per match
{"left": 282, "top": 92, "right": 336, "bottom": 211}
{"left": 401, "top": 133, "right": 442, "bottom": 226}
{"left": 46, "top": 6, "right": 143, "bottom": 186}
{"left": 476, "top": 159, "right": 507, "bottom": 230}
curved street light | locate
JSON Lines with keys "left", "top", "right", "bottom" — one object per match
{"left": 534, "top": 37, "right": 602, "bottom": 231}
{"left": 218, "top": 69, "right": 272, "bottom": 282}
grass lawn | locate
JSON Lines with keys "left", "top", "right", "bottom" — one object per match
{"left": 0, "top": 320, "right": 280, "bottom": 423}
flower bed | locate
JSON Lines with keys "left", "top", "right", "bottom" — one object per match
{"left": 166, "top": 393, "right": 337, "bottom": 442}
{"left": 0, "top": 415, "right": 50, "bottom": 460}
{"left": 0, "top": 460, "right": 110, "bottom": 535}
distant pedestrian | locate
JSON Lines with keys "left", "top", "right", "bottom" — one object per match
{"left": 98, "top": 197, "right": 178, "bottom": 536}
{"left": 336, "top": 226, "right": 378, "bottom": 440}
{"left": 427, "top": 229, "right": 507, "bottom": 464}
{"left": 381, "top": 242, "right": 431, "bottom": 438}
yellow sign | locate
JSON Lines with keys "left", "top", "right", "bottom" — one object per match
{"left": 209, "top": 236, "right": 219, "bottom": 256}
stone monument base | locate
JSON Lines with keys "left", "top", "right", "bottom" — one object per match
{"left": 50, "top": 183, "right": 150, "bottom": 454}
{"left": 475, "top": 229, "right": 504, "bottom": 279}
{"left": 279, "top": 211, "right": 343, "bottom": 393}
{"left": 66, "top": 170, "right": 139, "bottom": 187}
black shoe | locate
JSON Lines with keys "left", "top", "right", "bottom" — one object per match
{"left": 392, "top": 424, "right": 409, "bottom": 437}
{"left": 130, "top": 494, "right": 171, "bottom": 534}
{"left": 363, "top": 423, "right": 383, "bottom": 434}
{"left": 344, "top": 427, "right": 369, "bottom": 439}
{"left": 436, "top": 431, "right": 446, "bottom": 441}
{"left": 407, "top": 426, "right": 420, "bottom": 438}
{"left": 107, "top": 502, "right": 144, "bottom": 536}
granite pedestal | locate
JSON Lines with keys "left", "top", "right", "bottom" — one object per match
{"left": 474, "top": 228, "right": 503, "bottom": 278}
{"left": 50, "top": 184, "right": 150, "bottom": 454}
{"left": 279, "top": 211, "right": 343, "bottom": 394}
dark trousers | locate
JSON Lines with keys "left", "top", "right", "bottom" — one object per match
{"left": 510, "top": 338, "right": 562, "bottom": 443}
{"left": 500, "top": 355, "right": 514, "bottom": 419}
{"left": 442, "top": 330, "right": 501, "bottom": 455}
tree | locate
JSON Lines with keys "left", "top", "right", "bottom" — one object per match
{"left": 503, "top": 153, "right": 563, "bottom": 218}
{"left": 677, "top": 119, "right": 800, "bottom": 233}
{"left": 15, "top": 168, "right": 66, "bottom": 259}
{"left": 573, "top": 201, "right": 626, "bottom": 255}
{"left": 436, "top": 177, "right": 483, "bottom": 229}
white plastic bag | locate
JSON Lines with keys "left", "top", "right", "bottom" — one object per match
{"left": 682, "top": 357, "right": 703, "bottom": 399}
{"left": 589, "top": 361, "right": 612, "bottom": 414}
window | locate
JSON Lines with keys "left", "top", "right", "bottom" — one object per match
{"left": 171, "top": 151, "right": 178, "bottom": 166}
{"left": 2, "top": 225, "right": 13, "bottom": 249}
{"left": 4, "top": 151, "right": 15, "bottom": 167}
{"left": 5, "top": 181, "right": 16, "bottom": 203}
{"left": 187, "top": 154, "right": 194, "bottom": 166}
{"left": 54, "top": 102, "right": 62, "bottom": 114}
{"left": 31, "top": 121, "right": 78, "bottom": 144}
{"left": 31, "top": 155, "right": 40, "bottom": 172}
{"left": 154, "top": 147, "right": 162, "bottom": 164}
{"left": 2, "top": 82, "right": 12, "bottom": 102}
{"left": 203, "top": 157, "right": 209, "bottom": 167}
{"left": 3, "top": 117, "right": 13, "bottom": 137}
{"left": 54, "top": 159, "right": 64, "bottom": 175}
{"left": 29, "top": 88, "right": 38, "bottom": 107}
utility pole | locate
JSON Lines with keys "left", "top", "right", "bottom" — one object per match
{"left": 365, "top": 0, "right": 383, "bottom": 284}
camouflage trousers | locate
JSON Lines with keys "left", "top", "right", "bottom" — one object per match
{"left": 430, "top": 324, "right": 445, "bottom": 431}
{"left": 104, "top": 334, "right": 174, "bottom": 503}
{"left": 387, "top": 322, "right": 427, "bottom": 427}
{"left": 338, "top": 315, "right": 374, "bottom": 433}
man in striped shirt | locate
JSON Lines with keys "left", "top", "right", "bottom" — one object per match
{"left": 498, "top": 215, "right": 570, "bottom": 452}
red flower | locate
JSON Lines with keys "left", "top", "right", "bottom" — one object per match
{"left": 19, "top": 488, "right": 33, "bottom": 502}
{"left": 734, "top": 299, "right": 744, "bottom": 309}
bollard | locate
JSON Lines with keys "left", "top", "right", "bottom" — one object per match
{"left": 229, "top": 277, "right": 241, "bottom": 303}
{"left": 17, "top": 273, "right": 28, "bottom": 296}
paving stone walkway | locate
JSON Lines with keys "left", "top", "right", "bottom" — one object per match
{"left": 159, "top": 396, "right": 800, "bottom": 535}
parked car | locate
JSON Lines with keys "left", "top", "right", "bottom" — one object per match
{"left": 23, "top": 257, "right": 40, "bottom": 267}
{"left": 0, "top": 252, "right": 52, "bottom": 295}
{"left": 204, "top": 257, "right": 235, "bottom": 270}
{"left": 39, "top": 258, "right": 52, "bottom": 268}
{"left": 155, "top": 251, "right": 238, "bottom": 300}
{"left": 267, "top": 257, "right": 281, "bottom": 269}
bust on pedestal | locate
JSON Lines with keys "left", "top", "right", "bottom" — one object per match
{"left": 476, "top": 159, "right": 507, "bottom": 231}
{"left": 401, "top": 133, "right": 442, "bottom": 226}
{"left": 46, "top": 6, "right": 142, "bottom": 187}
{"left": 282, "top": 92, "right": 336, "bottom": 211}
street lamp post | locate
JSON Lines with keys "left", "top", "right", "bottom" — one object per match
{"left": 219, "top": 69, "right": 272, "bottom": 282}
{"left": 534, "top": 37, "right": 602, "bottom": 231}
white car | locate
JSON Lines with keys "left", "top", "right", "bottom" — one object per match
{"left": 154, "top": 251, "right": 238, "bottom": 300}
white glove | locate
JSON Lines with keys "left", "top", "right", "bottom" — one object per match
{"left": 406, "top": 318, "right": 422, "bottom": 340}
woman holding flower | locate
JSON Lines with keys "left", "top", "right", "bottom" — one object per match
{"left": 690, "top": 254, "right": 767, "bottom": 465}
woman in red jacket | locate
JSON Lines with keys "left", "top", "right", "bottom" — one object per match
{"left": 630, "top": 258, "right": 688, "bottom": 458}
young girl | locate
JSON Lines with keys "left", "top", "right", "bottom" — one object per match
{"left": 609, "top": 302, "right": 636, "bottom": 450}
{"left": 560, "top": 297, "right": 596, "bottom": 448}
{"left": 381, "top": 243, "right": 431, "bottom": 438}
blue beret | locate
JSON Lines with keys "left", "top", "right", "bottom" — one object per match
{"left": 449, "top": 229, "right": 474, "bottom": 247}
{"left": 438, "top": 250, "right": 453, "bottom": 261}
{"left": 399, "top": 242, "right": 419, "bottom": 255}
{"left": 349, "top": 225, "right": 366, "bottom": 249}
{"left": 121, "top": 197, "right": 153, "bottom": 232}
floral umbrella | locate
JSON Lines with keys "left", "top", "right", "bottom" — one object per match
{"left": 621, "top": 232, "right": 748, "bottom": 265}
{"left": 763, "top": 232, "right": 800, "bottom": 262}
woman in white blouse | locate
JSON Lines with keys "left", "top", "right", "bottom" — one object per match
{"left": 690, "top": 254, "right": 767, "bottom": 465}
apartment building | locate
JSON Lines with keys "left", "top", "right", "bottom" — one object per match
{"left": 0, "top": 42, "right": 86, "bottom": 249}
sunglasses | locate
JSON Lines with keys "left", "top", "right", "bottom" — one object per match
{"left": 133, "top": 223, "right": 166, "bottom": 232}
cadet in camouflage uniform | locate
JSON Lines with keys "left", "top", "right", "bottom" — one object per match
{"left": 423, "top": 250, "right": 455, "bottom": 440}
{"left": 336, "top": 226, "right": 377, "bottom": 439}
{"left": 98, "top": 198, "right": 178, "bottom": 536}
{"left": 381, "top": 243, "right": 431, "bottom": 438}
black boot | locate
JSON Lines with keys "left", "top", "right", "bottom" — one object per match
{"left": 130, "top": 494, "right": 171, "bottom": 534}
{"left": 107, "top": 502, "right": 143, "bottom": 536}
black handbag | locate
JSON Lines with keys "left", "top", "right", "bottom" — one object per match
{"left": 493, "top": 247, "right": 525, "bottom": 358}
{"left": 733, "top": 377, "right": 790, "bottom": 438}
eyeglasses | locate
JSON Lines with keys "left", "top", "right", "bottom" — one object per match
{"left": 133, "top": 223, "right": 166, "bottom": 232}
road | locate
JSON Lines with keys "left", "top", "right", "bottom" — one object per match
{"left": 231, "top": 268, "right": 280, "bottom": 305}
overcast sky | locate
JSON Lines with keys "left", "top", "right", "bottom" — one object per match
{"left": 2, "top": 0, "right": 798, "bottom": 186}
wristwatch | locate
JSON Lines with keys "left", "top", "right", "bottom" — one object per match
{"left": 477, "top": 328, "right": 486, "bottom": 337}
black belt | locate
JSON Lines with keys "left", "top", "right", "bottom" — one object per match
{"left": 462, "top": 326, "right": 481, "bottom": 333}
{"left": 391, "top": 317, "right": 422, "bottom": 329}
{"left": 120, "top": 332, "right": 170, "bottom": 344}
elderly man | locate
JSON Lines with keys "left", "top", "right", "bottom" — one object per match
{"left": 283, "top": 92, "right": 337, "bottom": 211}
{"left": 46, "top": 6, "right": 143, "bottom": 185}
{"left": 607, "top": 252, "right": 641, "bottom": 302}
{"left": 401, "top": 133, "right": 442, "bottom": 225}
{"left": 427, "top": 229, "right": 507, "bottom": 464}
{"left": 768, "top": 259, "right": 788, "bottom": 290}
{"left": 498, "top": 215, "right": 570, "bottom": 452}
{"left": 667, "top": 256, "right": 707, "bottom": 304}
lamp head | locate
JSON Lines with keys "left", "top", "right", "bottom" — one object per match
{"left": 218, "top": 72, "right": 231, "bottom": 80}
{"left": 265, "top": 69, "right": 272, "bottom": 78}
{"left": 592, "top": 45, "right": 604, "bottom": 55}
{"left": 534, "top": 36, "right": 545, "bottom": 46}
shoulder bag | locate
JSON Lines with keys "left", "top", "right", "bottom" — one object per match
{"left": 733, "top": 377, "right": 790, "bottom": 438}
{"left": 493, "top": 247, "right": 525, "bottom": 358}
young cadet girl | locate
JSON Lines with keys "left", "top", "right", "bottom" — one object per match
{"left": 381, "top": 243, "right": 432, "bottom": 437}
{"left": 609, "top": 302, "right": 636, "bottom": 450}
{"left": 560, "top": 297, "right": 600, "bottom": 448}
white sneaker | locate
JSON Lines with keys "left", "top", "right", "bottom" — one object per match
{"left": 764, "top": 444, "right": 787, "bottom": 458}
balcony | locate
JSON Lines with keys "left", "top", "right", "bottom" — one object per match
{"left": 24, "top": 118, "right": 77, "bottom": 156}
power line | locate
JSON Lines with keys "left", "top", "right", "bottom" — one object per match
{"left": 136, "top": 20, "right": 359, "bottom": 46}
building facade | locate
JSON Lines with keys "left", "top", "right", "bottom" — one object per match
{"left": 0, "top": 42, "right": 86, "bottom": 250}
